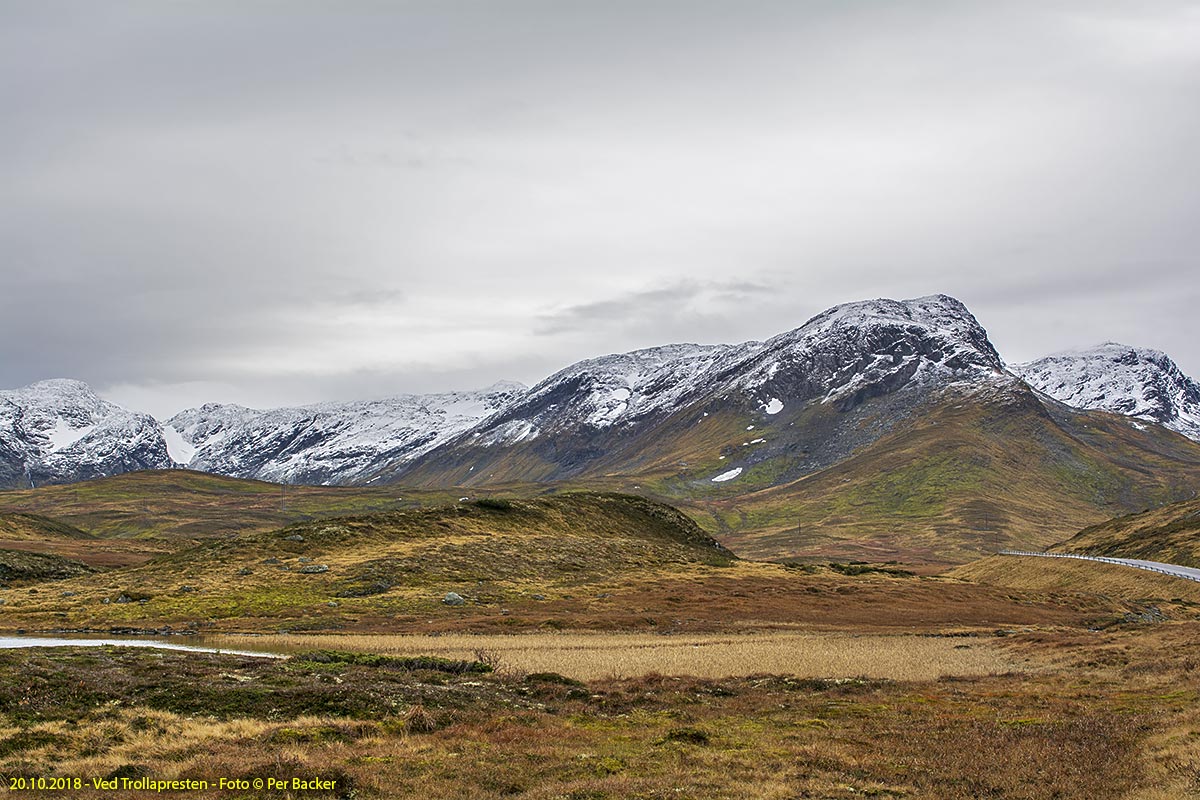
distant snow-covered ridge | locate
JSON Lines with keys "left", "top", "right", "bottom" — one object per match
{"left": 2, "top": 296, "right": 1197, "bottom": 489}
{"left": 456, "top": 293, "right": 1008, "bottom": 453}
{"left": 1014, "top": 343, "right": 1200, "bottom": 441}
{"left": 165, "top": 382, "right": 527, "bottom": 485}
{"left": 0, "top": 379, "right": 173, "bottom": 487}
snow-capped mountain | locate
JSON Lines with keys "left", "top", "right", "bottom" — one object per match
{"left": 470, "top": 343, "right": 744, "bottom": 447}
{"left": 166, "top": 382, "right": 527, "bottom": 485}
{"left": 396, "top": 294, "right": 1010, "bottom": 485}
{"left": 481, "top": 294, "right": 1002, "bottom": 444}
{"left": 717, "top": 294, "right": 1004, "bottom": 411}
{"left": 5, "top": 296, "right": 1197, "bottom": 495}
{"left": 1014, "top": 343, "right": 1200, "bottom": 441}
{"left": 0, "top": 379, "right": 173, "bottom": 488}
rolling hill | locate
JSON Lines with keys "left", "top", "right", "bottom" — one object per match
{"left": 0, "top": 491, "right": 1123, "bottom": 635}
{"left": 1050, "top": 496, "right": 1200, "bottom": 567}
{"left": 0, "top": 469, "right": 469, "bottom": 540}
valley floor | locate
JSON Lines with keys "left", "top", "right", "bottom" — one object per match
{"left": 1, "top": 620, "right": 1199, "bottom": 799}
{"left": 2, "top": 485, "right": 1198, "bottom": 797}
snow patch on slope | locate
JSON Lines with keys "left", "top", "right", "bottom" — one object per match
{"left": 162, "top": 425, "right": 197, "bottom": 465}
{"left": 46, "top": 418, "right": 96, "bottom": 452}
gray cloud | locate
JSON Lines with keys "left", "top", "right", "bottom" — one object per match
{"left": 2, "top": 1, "right": 1198, "bottom": 417}
{"left": 535, "top": 281, "right": 774, "bottom": 338}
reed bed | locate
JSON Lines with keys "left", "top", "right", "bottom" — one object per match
{"left": 206, "top": 630, "right": 1022, "bottom": 681}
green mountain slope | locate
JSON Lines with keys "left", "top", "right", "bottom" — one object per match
{"left": 660, "top": 384, "right": 1200, "bottom": 565}
{"left": 394, "top": 364, "right": 1200, "bottom": 565}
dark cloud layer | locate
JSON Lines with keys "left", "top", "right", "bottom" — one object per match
{"left": 2, "top": 2, "right": 1198, "bottom": 417}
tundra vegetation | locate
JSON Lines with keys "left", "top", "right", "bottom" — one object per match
{"left": 0, "top": 473, "right": 1198, "bottom": 798}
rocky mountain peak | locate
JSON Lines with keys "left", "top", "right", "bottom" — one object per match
{"left": 0, "top": 379, "right": 172, "bottom": 487}
{"left": 1014, "top": 343, "right": 1200, "bottom": 440}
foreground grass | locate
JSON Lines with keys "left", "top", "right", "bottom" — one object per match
{"left": 1, "top": 625, "right": 1198, "bottom": 799}
{"left": 4, "top": 493, "right": 1131, "bottom": 636}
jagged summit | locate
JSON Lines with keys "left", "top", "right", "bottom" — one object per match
{"left": 0, "top": 379, "right": 172, "bottom": 487}
{"left": 782, "top": 295, "right": 998, "bottom": 365}
{"left": 799, "top": 294, "right": 980, "bottom": 334}
{"left": 1014, "top": 343, "right": 1200, "bottom": 440}
{"left": 731, "top": 294, "right": 1004, "bottom": 406}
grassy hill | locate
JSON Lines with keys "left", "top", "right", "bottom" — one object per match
{"left": 0, "top": 490, "right": 1123, "bottom": 635}
{"left": 1050, "top": 497, "right": 1200, "bottom": 567}
{"left": 0, "top": 493, "right": 733, "bottom": 631}
{"left": 952, "top": 553, "right": 1200, "bottom": 610}
{"left": 0, "top": 548, "right": 94, "bottom": 585}
{"left": 0, "top": 512, "right": 92, "bottom": 540}
{"left": 0, "top": 469, "right": 473, "bottom": 540}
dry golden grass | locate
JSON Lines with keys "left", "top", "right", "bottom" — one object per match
{"left": 4, "top": 624, "right": 1200, "bottom": 798}
{"left": 206, "top": 630, "right": 1025, "bottom": 681}
{"left": 953, "top": 554, "right": 1200, "bottom": 604}
{"left": 1053, "top": 496, "right": 1200, "bottom": 567}
{"left": 0, "top": 711, "right": 275, "bottom": 778}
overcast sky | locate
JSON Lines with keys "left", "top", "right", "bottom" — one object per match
{"left": 3, "top": 1, "right": 1198, "bottom": 418}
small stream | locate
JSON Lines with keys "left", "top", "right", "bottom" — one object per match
{"left": 0, "top": 635, "right": 285, "bottom": 658}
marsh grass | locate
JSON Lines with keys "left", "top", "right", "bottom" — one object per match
{"left": 207, "top": 631, "right": 1023, "bottom": 681}
{"left": 3, "top": 625, "right": 1200, "bottom": 799}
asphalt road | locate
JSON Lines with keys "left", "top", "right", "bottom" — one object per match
{"left": 1000, "top": 550, "right": 1200, "bottom": 583}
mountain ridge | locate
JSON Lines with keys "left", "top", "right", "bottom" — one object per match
{"left": 0, "top": 379, "right": 173, "bottom": 488}
{"left": 1014, "top": 342, "right": 1200, "bottom": 440}
{"left": 1, "top": 295, "right": 1197, "bottom": 500}
{"left": 166, "top": 381, "right": 528, "bottom": 486}
{"left": 391, "top": 293, "right": 1008, "bottom": 487}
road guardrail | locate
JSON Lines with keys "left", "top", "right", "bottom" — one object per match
{"left": 999, "top": 550, "right": 1200, "bottom": 583}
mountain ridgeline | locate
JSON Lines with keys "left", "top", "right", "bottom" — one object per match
{"left": 3, "top": 294, "right": 1200, "bottom": 564}
{"left": 394, "top": 295, "right": 1006, "bottom": 487}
